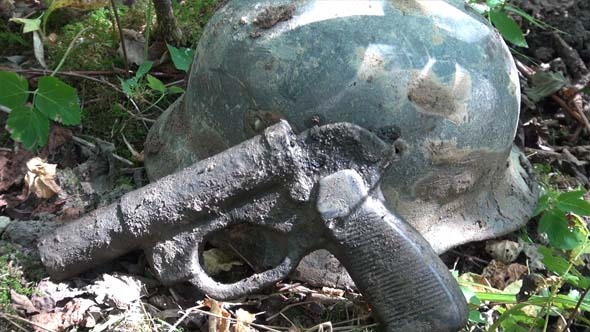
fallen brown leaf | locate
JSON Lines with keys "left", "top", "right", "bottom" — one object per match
{"left": 24, "top": 157, "right": 62, "bottom": 199}
{"left": 0, "top": 149, "right": 33, "bottom": 192}
{"left": 30, "top": 298, "right": 96, "bottom": 332}
{"left": 205, "top": 298, "right": 231, "bottom": 332}
{"left": 10, "top": 289, "right": 39, "bottom": 315}
{"left": 482, "top": 260, "right": 528, "bottom": 290}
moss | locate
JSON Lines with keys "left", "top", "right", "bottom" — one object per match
{"left": 46, "top": 8, "right": 119, "bottom": 71}
{"left": 0, "top": 20, "right": 29, "bottom": 57}
{"left": 0, "top": 243, "right": 41, "bottom": 311}
{"left": 173, "top": 0, "right": 220, "bottom": 47}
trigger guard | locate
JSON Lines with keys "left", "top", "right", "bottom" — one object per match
{"left": 189, "top": 252, "right": 299, "bottom": 300}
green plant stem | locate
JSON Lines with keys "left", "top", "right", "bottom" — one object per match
{"left": 488, "top": 303, "right": 528, "bottom": 332}
{"left": 145, "top": 0, "right": 153, "bottom": 60}
{"left": 562, "top": 275, "right": 590, "bottom": 331}
{"left": 142, "top": 92, "right": 166, "bottom": 113}
{"left": 109, "top": 0, "right": 130, "bottom": 77}
{"left": 51, "top": 28, "right": 90, "bottom": 76}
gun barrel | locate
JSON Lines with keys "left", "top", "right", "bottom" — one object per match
{"left": 38, "top": 121, "right": 301, "bottom": 280}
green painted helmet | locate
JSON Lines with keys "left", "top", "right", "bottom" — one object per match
{"left": 145, "top": 0, "right": 538, "bottom": 253}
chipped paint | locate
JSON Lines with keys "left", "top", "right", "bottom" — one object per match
{"left": 388, "top": 0, "right": 424, "bottom": 15}
{"left": 407, "top": 60, "right": 471, "bottom": 124}
{"left": 413, "top": 139, "right": 508, "bottom": 201}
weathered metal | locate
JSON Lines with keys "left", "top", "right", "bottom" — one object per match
{"left": 39, "top": 122, "right": 468, "bottom": 332}
{"left": 145, "top": 0, "right": 539, "bottom": 253}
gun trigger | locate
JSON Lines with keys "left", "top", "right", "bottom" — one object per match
{"left": 316, "top": 170, "right": 368, "bottom": 221}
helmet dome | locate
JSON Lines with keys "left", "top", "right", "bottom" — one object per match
{"left": 145, "top": 0, "right": 538, "bottom": 253}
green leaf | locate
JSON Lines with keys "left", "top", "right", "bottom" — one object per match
{"left": 538, "top": 208, "right": 586, "bottom": 250}
{"left": 120, "top": 77, "right": 134, "bottom": 95}
{"left": 489, "top": 10, "right": 528, "bottom": 47}
{"left": 538, "top": 246, "right": 590, "bottom": 288}
{"left": 538, "top": 246, "right": 571, "bottom": 275}
{"left": 6, "top": 105, "right": 49, "bottom": 150}
{"left": 556, "top": 190, "right": 590, "bottom": 216}
{"left": 34, "top": 76, "right": 81, "bottom": 125}
{"left": 135, "top": 61, "right": 153, "bottom": 79}
{"left": 0, "top": 71, "right": 29, "bottom": 109}
{"left": 9, "top": 17, "right": 41, "bottom": 33}
{"left": 168, "top": 86, "right": 184, "bottom": 94}
{"left": 524, "top": 71, "right": 567, "bottom": 102}
{"left": 468, "top": 310, "right": 486, "bottom": 324}
{"left": 486, "top": 0, "right": 504, "bottom": 9}
{"left": 460, "top": 286, "right": 481, "bottom": 305}
{"left": 167, "top": 44, "right": 195, "bottom": 72}
{"left": 533, "top": 193, "right": 551, "bottom": 217}
{"left": 147, "top": 74, "right": 166, "bottom": 93}
{"left": 503, "top": 5, "right": 552, "bottom": 30}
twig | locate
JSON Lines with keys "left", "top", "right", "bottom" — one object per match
{"left": 0, "top": 313, "right": 29, "bottom": 332}
{"left": 562, "top": 283, "right": 590, "bottom": 332}
{"left": 265, "top": 301, "right": 318, "bottom": 322}
{"left": 0, "top": 312, "right": 56, "bottom": 332}
{"left": 551, "top": 94, "right": 590, "bottom": 134}
{"left": 306, "top": 322, "right": 332, "bottom": 332}
{"left": 183, "top": 305, "right": 286, "bottom": 332}
{"left": 71, "top": 135, "right": 135, "bottom": 166}
{"left": 109, "top": 0, "right": 130, "bottom": 77}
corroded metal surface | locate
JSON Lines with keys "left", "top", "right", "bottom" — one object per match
{"left": 145, "top": 0, "right": 539, "bottom": 253}
{"left": 39, "top": 122, "right": 467, "bottom": 332}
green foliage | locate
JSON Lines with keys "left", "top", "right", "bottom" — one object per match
{"left": 47, "top": 8, "right": 117, "bottom": 71}
{"left": 466, "top": 0, "right": 530, "bottom": 47}
{"left": 0, "top": 71, "right": 29, "bottom": 109}
{"left": 172, "top": 0, "right": 219, "bottom": 47}
{"left": 36, "top": 76, "right": 82, "bottom": 125}
{"left": 0, "top": 243, "right": 40, "bottom": 310}
{"left": 536, "top": 189, "right": 590, "bottom": 250}
{"left": 459, "top": 187, "right": 590, "bottom": 331}
{"left": 167, "top": 44, "right": 195, "bottom": 72}
{"left": 120, "top": 61, "right": 184, "bottom": 99}
{"left": 0, "top": 71, "right": 81, "bottom": 150}
{"left": 9, "top": 17, "right": 42, "bottom": 34}
{"left": 0, "top": 21, "right": 28, "bottom": 54}
{"left": 488, "top": 9, "right": 528, "bottom": 47}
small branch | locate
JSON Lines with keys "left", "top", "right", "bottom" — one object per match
{"left": 562, "top": 283, "right": 590, "bottom": 332}
{"left": 109, "top": 0, "right": 130, "bottom": 77}
{"left": 0, "top": 312, "right": 57, "bottom": 332}
{"left": 71, "top": 135, "right": 135, "bottom": 166}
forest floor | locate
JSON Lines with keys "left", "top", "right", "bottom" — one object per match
{"left": 1, "top": 0, "right": 590, "bottom": 331}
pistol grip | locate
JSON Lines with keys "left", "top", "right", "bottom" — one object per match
{"left": 318, "top": 170, "right": 467, "bottom": 332}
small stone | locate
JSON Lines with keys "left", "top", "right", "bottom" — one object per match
{"left": 0, "top": 216, "right": 11, "bottom": 235}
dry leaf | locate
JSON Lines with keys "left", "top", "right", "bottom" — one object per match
{"left": 25, "top": 157, "right": 62, "bottom": 199}
{"left": 485, "top": 240, "right": 523, "bottom": 263}
{"left": 30, "top": 298, "right": 96, "bottom": 332}
{"left": 33, "top": 31, "right": 47, "bottom": 69}
{"left": 482, "top": 260, "right": 528, "bottom": 290}
{"left": 320, "top": 287, "right": 345, "bottom": 297}
{"left": 203, "top": 248, "right": 243, "bottom": 275}
{"left": 11, "top": 289, "right": 39, "bottom": 315}
{"left": 232, "top": 308, "right": 256, "bottom": 332}
{"left": 205, "top": 298, "right": 231, "bottom": 332}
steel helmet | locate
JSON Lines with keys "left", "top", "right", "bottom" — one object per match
{"left": 144, "top": 0, "right": 538, "bottom": 254}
